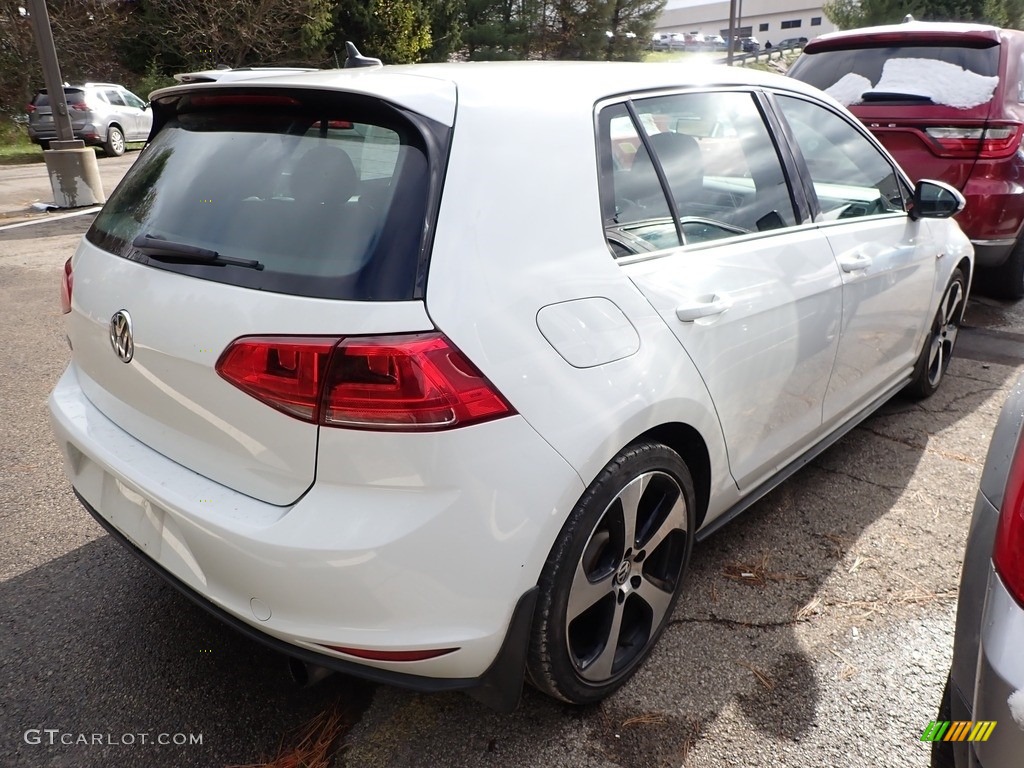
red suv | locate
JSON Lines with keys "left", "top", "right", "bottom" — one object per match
{"left": 788, "top": 20, "right": 1024, "bottom": 298}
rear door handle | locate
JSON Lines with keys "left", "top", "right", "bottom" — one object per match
{"left": 676, "top": 294, "right": 732, "bottom": 322}
{"left": 839, "top": 254, "right": 872, "bottom": 272}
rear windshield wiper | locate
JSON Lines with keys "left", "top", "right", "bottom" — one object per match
{"left": 860, "top": 92, "right": 935, "bottom": 103}
{"left": 132, "top": 234, "right": 264, "bottom": 271}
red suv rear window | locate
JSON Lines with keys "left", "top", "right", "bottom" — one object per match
{"left": 788, "top": 44, "right": 999, "bottom": 109}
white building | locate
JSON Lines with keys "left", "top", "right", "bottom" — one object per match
{"left": 657, "top": 0, "right": 836, "bottom": 44}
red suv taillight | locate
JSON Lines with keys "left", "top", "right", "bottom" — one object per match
{"left": 60, "top": 257, "right": 73, "bottom": 314}
{"left": 216, "top": 332, "right": 514, "bottom": 431}
{"left": 925, "top": 124, "right": 1023, "bottom": 159}
{"left": 993, "top": 428, "right": 1024, "bottom": 608}
{"left": 26, "top": 103, "right": 36, "bottom": 114}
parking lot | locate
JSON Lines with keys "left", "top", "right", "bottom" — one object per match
{"left": 2, "top": 157, "right": 1024, "bottom": 767}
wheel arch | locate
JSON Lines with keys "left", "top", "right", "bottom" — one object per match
{"left": 957, "top": 254, "right": 973, "bottom": 315}
{"left": 106, "top": 121, "right": 124, "bottom": 137}
{"left": 631, "top": 422, "right": 712, "bottom": 530}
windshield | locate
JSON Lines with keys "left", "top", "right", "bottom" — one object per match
{"left": 789, "top": 45, "right": 1000, "bottom": 108}
{"left": 87, "top": 93, "right": 439, "bottom": 301}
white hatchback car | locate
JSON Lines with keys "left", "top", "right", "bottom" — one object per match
{"left": 50, "top": 61, "right": 972, "bottom": 711}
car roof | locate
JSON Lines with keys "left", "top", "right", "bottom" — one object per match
{"left": 150, "top": 61, "right": 828, "bottom": 128}
{"left": 805, "top": 20, "right": 1007, "bottom": 53}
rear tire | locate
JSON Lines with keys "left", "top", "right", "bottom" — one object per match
{"left": 906, "top": 268, "right": 966, "bottom": 400}
{"left": 103, "top": 126, "right": 125, "bottom": 157}
{"left": 527, "top": 442, "right": 696, "bottom": 704}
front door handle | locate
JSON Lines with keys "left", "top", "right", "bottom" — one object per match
{"left": 676, "top": 294, "right": 732, "bottom": 322}
{"left": 839, "top": 254, "right": 872, "bottom": 272}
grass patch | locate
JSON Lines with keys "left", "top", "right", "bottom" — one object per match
{"left": 0, "top": 119, "right": 41, "bottom": 165}
{"left": 644, "top": 50, "right": 690, "bottom": 63}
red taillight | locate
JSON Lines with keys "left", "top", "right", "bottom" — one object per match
{"left": 26, "top": 103, "right": 36, "bottom": 114}
{"left": 60, "top": 257, "right": 73, "bottom": 314}
{"left": 216, "top": 337, "right": 337, "bottom": 422}
{"left": 70, "top": 102, "right": 89, "bottom": 112}
{"left": 320, "top": 644, "right": 458, "bottom": 662}
{"left": 993, "top": 429, "right": 1024, "bottom": 609}
{"left": 323, "top": 334, "right": 513, "bottom": 430}
{"left": 216, "top": 333, "right": 514, "bottom": 431}
{"left": 925, "top": 124, "right": 1023, "bottom": 159}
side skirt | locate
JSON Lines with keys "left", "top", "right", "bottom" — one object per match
{"left": 696, "top": 377, "right": 909, "bottom": 543}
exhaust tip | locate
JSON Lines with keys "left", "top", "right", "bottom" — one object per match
{"left": 287, "top": 656, "right": 336, "bottom": 688}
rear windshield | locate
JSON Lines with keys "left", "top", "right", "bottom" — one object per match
{"left": 86, "top": 91, "right": 441, "bottom": 301}
{"left": 788, "top": 45, "right": 1000, "bottom": 109}
{"left": 33, "top": 89, "right": 85, "bottom": 107}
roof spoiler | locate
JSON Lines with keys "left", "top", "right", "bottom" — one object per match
{"left": 344, "top": 42, "right": 383, "bottom": 69}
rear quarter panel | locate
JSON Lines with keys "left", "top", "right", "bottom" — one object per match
{"left": 424, "top": 87, "right": 736, "bottom": 542}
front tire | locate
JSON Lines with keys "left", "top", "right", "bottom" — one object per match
{"left": 103, "top": 126, "right": 125, "bottom": 157}
{"left": 906, "top": 268, "right": 966, "bottom": 400}
{"left": 527, "top": 442, "right": 696, "bottom": 704}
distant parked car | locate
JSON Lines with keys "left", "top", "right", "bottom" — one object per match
{"left": 788, "top": 20, "right": 1024, "bottom": 299}
{"left": 776, "top": 36, "right": 808, "bottom": 49}
{"left": 651, "top": 33, "right": 688, "bottom": 51}
{"left": 936, "top": 372, "right": 1024, "bottom": 767}
{"left": 683, "top": 32, "right": 707, "bottom": 50}
{"left": 26, "top": 83, "right": 151, "bottom": 157}
{"left": 705, "top": 34, "right": 727, "bottom": 50}
{"left": 740, "top": 37, "right": 760, "bottom": 53}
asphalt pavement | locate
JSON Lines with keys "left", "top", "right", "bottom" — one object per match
{"left": 2, "top": 156, "right": 1024, "bottom": 767}
{"left": 0, "top": 151, "right": 137, "bottom": 226}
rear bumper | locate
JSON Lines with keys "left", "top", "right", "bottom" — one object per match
{"left": 78, "top": 490, "right": 538, "bottom": 710}
{"left": 28, "top": 125, "right": 102, "bottom": 147}
{"left": 958, "top": 175, "right": 1024, "bottom": 267}
{"left": 49, "top": 364, "right": 584, "bottom": 708}
{"left": 971, "top": 240, "right": 1016, "bottom": 269}
{"left": 970, "top": 568, "right": 1024, "bottom": 766}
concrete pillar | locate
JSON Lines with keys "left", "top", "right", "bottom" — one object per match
{"left": 43, "top": 139, "right": 106, "bottom": 207}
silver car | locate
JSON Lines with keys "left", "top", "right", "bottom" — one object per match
{"left": 26, "top": 83, "right": 152, "bottom": 157}
{"left": 937, "top": 374, "right": 1024, "bottom": 766}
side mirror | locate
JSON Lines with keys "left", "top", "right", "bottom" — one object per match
{"left": 909, "top": 179, "right": 965, "bottom": 220}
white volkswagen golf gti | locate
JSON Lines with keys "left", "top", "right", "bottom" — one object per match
{"left": 49, "top": 61, "right": 972, "bottom": 710}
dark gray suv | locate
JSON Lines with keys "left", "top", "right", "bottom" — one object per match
{"left": 936, "top": 373, "right": 1024, "bottom": 767}
{"left": 26, "top": 83, "right": 152, "bottom": 157}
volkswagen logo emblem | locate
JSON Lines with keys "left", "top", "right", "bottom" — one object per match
{"left": 615, "top": 559, "right": 631, "bottom": 586}
{"left": 109, "top": 310, "right": 134, "bottom": 363}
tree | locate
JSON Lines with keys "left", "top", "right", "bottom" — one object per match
{"left": 423, "top": 0, "right": 464, "bottom": 62}
{"left": 1, "top": 1, "right": 135, "bottom": 116}
{"left": 123, "top": 0, "right": 334, "bottom": 73}
{"left": 822, "top": 0, "right": 924, "bottom": 29}
{"left": 605, "top": 0, "right": 664, "bottom": 61}
{"left": 332, "top": 0, "right": 432, "bottom": 64}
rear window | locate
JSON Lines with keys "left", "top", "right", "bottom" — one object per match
{"left": 789, "top": 44, "right": 1000, "bottom": 109}
{"left": 86, "top": 90, "right": 442, "bottom": 301}
{"left": 33, "top": 89, "right": 85, "bottom": 107}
